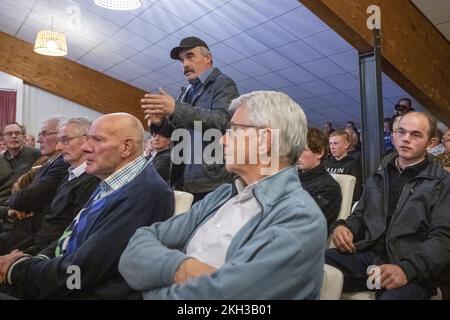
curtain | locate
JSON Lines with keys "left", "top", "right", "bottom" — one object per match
{"left": 0, "top": 90, "right": 17, "bottom": 128}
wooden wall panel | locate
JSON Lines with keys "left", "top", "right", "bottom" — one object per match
{"left": 0, "top": 31, "right": 147, "bottom": 124}
{"left": 299, "top": 0, "right": 450, "bottom": 125}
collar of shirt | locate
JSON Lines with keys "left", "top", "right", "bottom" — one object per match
{"left": 68, "top": 161, "right": 87, "bottom": 181}
{"left": 149, "top": 147, "right": 170, "bottom": 163}
{"left": 98, "top": 155, "right": 148, "bottom": 199}
{"left": 47, "top": 153, "right": 61, "bottom": 164}
{"left": 4, "top": 147, "right": 24, "bottom": 161}
{"left": 185, "top": 176, "right": 261, "bottom": 268}
{"left": 234, "top": 178, "right": 258, "bottom": 201}
{"left": 388, "top": 156, "right": 428, "bottom": 175}
{"left": 189, "top": 66, "right": 213, "bottom": 86}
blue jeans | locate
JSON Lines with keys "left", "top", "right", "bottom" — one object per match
{"left": 325, "top": 248, "right": 432, "bottom": 300}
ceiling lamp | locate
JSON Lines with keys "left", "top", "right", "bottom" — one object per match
{"left": 93, "top": 0, "right": 142, "bottom": 10}
{"left": 34, "top": 30, "right": 68, "bottom": 57}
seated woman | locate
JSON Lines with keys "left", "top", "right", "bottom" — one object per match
{"left": 297, "top": 128, "right": 342, "bottom": 231}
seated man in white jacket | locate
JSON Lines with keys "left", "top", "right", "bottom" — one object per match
{"left": 119, "top": 91, "right": 327, "bottom": 299}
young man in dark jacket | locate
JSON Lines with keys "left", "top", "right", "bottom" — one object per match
{"left": 141, "top": 36, "right": 239, "bottom": 203}
{"left": 326, "top": 112, "right": 450, "bottom": 300}
{"left": 324, "top": 130, "right": 362, "bottom": 203}
{"left": 0, "top": 113, "right": 174, "bottom": 299}
{"left": 297, "top": 128, "right": 341, "bottom": 230}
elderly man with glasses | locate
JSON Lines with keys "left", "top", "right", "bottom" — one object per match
{"left": 0, "top": 118, "right": 100, "bottom": 256}
{"left": 120, "top": 91, "right": 327, "bottom": 299}
{"left": 0, "top": 116, "right": 69, "bottom": 254}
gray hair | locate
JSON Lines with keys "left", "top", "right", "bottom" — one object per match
{"left": 61, "top": 117, "right": 92, "bottom": 135}
{"left": 229, "top": 91, "right": 308, "bottom": 164}
{"left": 42, "top": 115, "right": 66, "bottom": 130}
{"left": 199, "top": 46, "right": 213, "bottom": 65}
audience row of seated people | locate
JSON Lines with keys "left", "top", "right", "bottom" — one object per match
{"left": 0, "top": 92, "right": 449, "bottom": 299}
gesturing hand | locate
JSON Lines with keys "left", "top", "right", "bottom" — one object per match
{"left": 141, "top": 88, "right": 176, "bottom": 118}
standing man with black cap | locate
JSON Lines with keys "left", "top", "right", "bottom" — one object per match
{"left": 141, "top": 36, "right": 239, "bottom": 202}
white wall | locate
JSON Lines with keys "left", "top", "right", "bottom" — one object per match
{"left": 22, "top": 84, "right": 103, "bottom": 136}
{"left": 0, "top": 71, "right": 23, "bottom": 123}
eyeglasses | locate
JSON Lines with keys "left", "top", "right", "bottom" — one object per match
{"left": 37, "top": 131, "right": 58, "bottom": 138}
{"left": 57, "top": 135, "right": 86, "bottom": 145}
{"left": 4, "top": 131, "right": 23, "bottom": 138}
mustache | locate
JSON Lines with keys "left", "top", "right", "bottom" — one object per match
{"left": 184, "top": 67, "right": 195, "bottom": 75}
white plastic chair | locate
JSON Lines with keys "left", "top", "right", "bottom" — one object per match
{"left": 173, "top": 191, "right": 194, "bottom": 216}
{"left": 330, "top": 174, "right": 356, "bottom": 222}
{"left": 328, "top": 174, "right": 356, "bottom": 248}
{"left": 320, "top": 264, "right": 344, "bottom": 300}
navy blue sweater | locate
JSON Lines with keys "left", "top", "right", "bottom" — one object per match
{"left": 8, "top": 163, "right": 174, "bottom": 299}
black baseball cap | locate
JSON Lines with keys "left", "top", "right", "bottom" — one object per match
{"left": 150, "top": 119, "right": 172, "bottom": 138}
{"left": 170, "top": 36, "right": 209, "bottom": 60}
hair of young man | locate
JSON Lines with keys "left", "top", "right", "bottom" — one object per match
{"left": 329, "top": 129, "right": 350, "bottom": 142}
{"left": 307, "top": 127, "right": 329, "bottom": 161}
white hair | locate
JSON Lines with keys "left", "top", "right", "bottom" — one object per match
{"left": 42, "top": 115, "right": 66, "bottom": 130}
{"left": 229, "top": 91, "right": 307, "bottom": 164}
{"left": 61, "top": 117, "right": 92, "bottom": 135}
{"left": 199, "top": 46, "right": 213, "bottom": 65}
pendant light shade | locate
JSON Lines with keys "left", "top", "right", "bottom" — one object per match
{"left": 93, "top": 0, "right": 142, "bottom": 11}
{"left": 34, "top": 30, "right": 68, "bottom": 57}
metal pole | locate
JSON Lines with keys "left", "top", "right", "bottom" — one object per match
{"left": 359, "top": 28, "right": 384, "bottom": 182}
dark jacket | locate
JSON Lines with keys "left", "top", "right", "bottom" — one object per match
{"left": 149, "top": 149, "right": 171, "bottom": 182}
{"left": 8, "top": 155, "right": 69, "bottom": 213}
{"left": 23, "top": 172, "right": 100, "bottom": 255}
{"left": 299, "top": 164, "right": 341, "bottom": 231}
{"left": 7, "top": 163, "right": 174, "bottom": 299}
{"left": 332, "top": 158, "right": 450, "bottom": 283}
{"left": 0, "top": 147, "right": 41, "bottom": 199}
{"left": 168, "top": 67, "right": 239, "bottom": 193}
{"left": 324, "top": 155, "right": 362, "bottom": 202}
{"left": 0, "top": 147, "right": 41, "bottom": 223}
{"left": 6, "top": 156, "right": 69, "bottom": 241}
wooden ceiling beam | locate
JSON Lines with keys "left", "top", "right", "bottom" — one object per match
{"left": 299, "top": 0, "right": 450, "bottom": 125}
{"left": 0, "top": 31, "right": 147, "bottom": 124}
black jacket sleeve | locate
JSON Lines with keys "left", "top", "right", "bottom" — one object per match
{"left": 151, "top": 150, "right": 171, "bottom": 182}
{"left": 171, "top": 73, "right": 239, "bottom": 132}
{"left": 8, "top": 156, "right": 69, "bottom": 212}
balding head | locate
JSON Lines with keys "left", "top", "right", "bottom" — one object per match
{"left": 99, "top": 113, "right": 144, "bottom": 152}
{"left": 395, "top": 111, "right": 436, "bottom": 167}
{"left": 81, "top": 113, "right": 145, "bottom": 180}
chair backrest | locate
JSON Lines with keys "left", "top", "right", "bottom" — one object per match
{"left": 320, "top": 264, "right": 344, "bottom": 300}
{"left": 173, "top": 191, "right": 194, "bottom": 216}
{"left": 330, "top": 174, "right": 356, "bottom": 221}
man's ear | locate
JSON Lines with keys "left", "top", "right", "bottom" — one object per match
{"left": 121, "top": 139, "right": 133, "bottom": 158}
{"left": 258, "top": 128, "right": 272, "bottom": 156}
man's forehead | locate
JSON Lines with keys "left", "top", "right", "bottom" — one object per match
{"left": 178, "top": 47, "right": 197, "bottom": 57}
{"left": 41, "top": 122, "right": 56, "bottom": 131}
{"left": 4, "top": 124, "right": 21, "bottom": 132}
